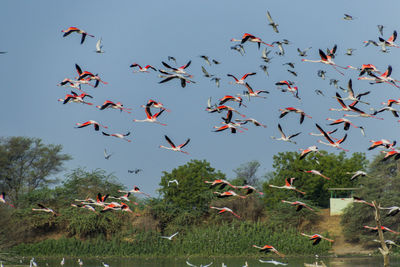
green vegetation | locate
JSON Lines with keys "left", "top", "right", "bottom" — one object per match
{"left": 11, "top": 222, "right": 331, "bottom": 257}
{"left": 341, "top": 153, "right": 400, "bottom": 250}
{"left": 8, "top": 137, "right": 391, "bottom": 257}
{"left": 0, "top": 136, "right": 71, "bottom": 206}
{"left": 264, "top": 151, "right": 367, "bottom": 207}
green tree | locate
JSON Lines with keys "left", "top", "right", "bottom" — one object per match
{"left": 158, "top": 159, "right": 225, "bottom": 212}
{"left": 61, "top": 168, "right": 125, "bottom": 202}
{"left": 231, "top": 160, "right": 261, "bottom": 187}
{"left": 341, "top": 154, "right": 400, "bottom": 246}
{"left": 0, "top": 136, "right": 71, "bottom": 206}
{"left": 263, "top": 151, "right": 368, "bottom": 208}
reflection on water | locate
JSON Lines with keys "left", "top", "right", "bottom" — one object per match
{"left": 10, "top": 256, "right": 400, "bottom": 266}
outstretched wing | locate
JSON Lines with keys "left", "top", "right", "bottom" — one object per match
{"left": 164, "top": 135, "right": 176, "bottom": 148}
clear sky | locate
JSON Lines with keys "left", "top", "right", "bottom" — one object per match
{"left": 2, "top": 0, "right": 400, "bottom": 196}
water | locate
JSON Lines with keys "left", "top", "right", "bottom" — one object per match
{"left": 11, "top": 256, "right": 400, "bottom": 266}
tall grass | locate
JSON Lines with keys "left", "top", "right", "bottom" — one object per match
{"left": 11, "top": 222, "right": 331, "bottom": 257}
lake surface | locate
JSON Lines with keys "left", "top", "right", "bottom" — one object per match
{"left": 9, "top": 256, "right": 400, "bottom": 266}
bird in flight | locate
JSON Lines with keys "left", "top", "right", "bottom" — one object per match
{"left": 160, "top": 232, "right": 179, "bottom": 240}
{"left": 160, "top": 135, "right": 190, "bottom": 154}
{"left": 168, "top": 179, "right": 179, "bottom": 186}
{"left": 266, "top": 11, "right": 279, "bottom": 33}
{"left": 128, "top": 169, "right": 143, "bottom": 174}
{"left": 95, "top": 38, "right": 105, "bottom": 53}
{"left": 62, "top": 27, "right": 94, "bottom": 44}
{"left": 270, "top": 124, "right": 301, "bottom": 144}
{"left": 104, "top": 149, "right": 113, "bottom": 160}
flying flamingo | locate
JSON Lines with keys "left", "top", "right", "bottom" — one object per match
{"left": 343, "top": 106, "right": 383, "bottom": 120}
{"left": 347, "top": 171, "right": 368, "bottom": 181}
{"left": 368, "top": 139, "right": 396, "bottom": 150}
{"left": 358, "top": 65, "right": 399, "bottom": 88}
{"left": 364, "top": 225, "right": 400, "bottom": 235}
{"left": 347, "top": 64, "right": 380, "bottom": 76}
{"left": 381, "top": 99, "right": 400, "bottom": 107}
{"left": 120, "top": 202, "right": 133, "bottom": 213}
{"left": 353, "top": 196, "right": 374, "bottom": 207}
{"left": 160, "top": 135, "right": 190, "bottom": 154}
{"left": 275, "top": 80, "right": 299, "bottom": 99}
{"left": 334, "top": 79, "right": 370, "bottom": 104}
{"left": 75, "top": 64, "right": 108, "bottom": 87}
{"left": 269, "top": 177, "right": 306, "bottom": 195}
{"left": 301, "top": 233, "right": 334, "bottom": 245}
{"left": 299, "top": 145, "right": 320, "bottom": 160}
{"left": 219, "top": 95, "right": 245, "bottom": 107}
{"left": 302, "top": 49, "right": 348, "bottom": 75}
{"left": 102, "top": 131, "right": 131, "bottom": 142}
{"left": 380, "top": 206, "right": 400, "bottom": 216}
{"left": 158, "top": 70, "right": 194, "bottom": 88}
{"left": 315, "top": 124, "right": 348, "bottom": 151}
{"left": 281, "top": 200, "right": 314, "bottom": 211}
{"left": 213, "top": 190, "right": 246, "bottom": 199}
{"left": 279, "top": 107, "right": 312, "bottom": 124}
{"left": 379, "top": 30, "right": 399, "bottom": 47}
{"left": 235, "top": 185, "right": 264, "bottom": 195}
{"left": 96, "top": 100, "right": 132, "bottom": 113}
{"left": 381, "top": 150, "right": 400, "bottom": 161}
{"left": 326, "top": 44, "right": 337, "bottom": 58}
{"left": 227, "top": 72, "right": 256, "bottom": 85}
{"left": 243, "top": 82, "right": 269, "bottom": 99}
{"left": 329, "top": 92, "right": 359, "bottom": 112}
{"left": 234, "top": 118, "right": 267, "bottom": 128}
{"left": 204, "top": 179, "right": 236, "bottom": 190}
{"left": 119, "top": 186, "right": 150, "bottom": 197}
{"left": 62, "top": 27, "right": 94, "bottom": 44}
{"left": 108, "top": 192, "right": 138, "bottom": 205}
{"left": 75, "top": 120, "right": 108, "bottom": 131}
{"left": 141, "top": 99, "right": 171, "bottom": 112}
{"left": 208, "top": 105, "right": 246, "bottom": 117}
{"left": 326, "top": 118, "right": 358, "bottom": 131}
{"left": 252, "top": 244, "right": 285, "bottom": 257}
{"left": 58, "top": 78, "right": 82, "bottom": 91}
{"left": 133, "top": 105, "right": 167, "bottom": 126}
{"left": 130, "top": 63, "right": 157, "bottom": 73}
{"left": 100, "top": 202, "right": 123, "bottom": 213}
{"left": 59, "top": 91, "right": 93, "bottom": 105}
{"left": 32, "top": 203, "right": 58, "bottom": 216}
{"left": 210, "top": 206, "right": 241, "bottom": 218}
{"left": 0, "top": 192, "right": 15, "bottom": 208}
{"left": 373, "top": 106, "right": 400, "bottom": 118}
{"left": 231, "top": 33, "right": 274, "bottom": 49}
{"left": 270, "top": 124, "right": 301, "bottom": 144}
{"left": 71, "top": 203, "right": 97, "bottom": 213}
{"left": 161, "top": 60, "right": 192, "bottom": 76}
{"left": 301, "top": 170, "right": 330, "bottom": 180}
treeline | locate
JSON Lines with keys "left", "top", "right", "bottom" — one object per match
{"left": 0, "top": 136, "right": 384, "bottom": 257}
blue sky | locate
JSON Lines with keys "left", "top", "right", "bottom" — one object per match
{"left": 2, "top": 0, "right": 400, "bottom": 196}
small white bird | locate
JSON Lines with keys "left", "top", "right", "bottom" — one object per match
{"left": 104, "top": 149, "right": 113, "bottom": 160}
{"left": 168, "top": 179, "right": 179, "bottom": 186}
{"left": 160, "top": 231, "right": 179, "bottom": 240}
{"left": 95, "top": 38, "right": 105, "bottom": 53}
{"left": 61, "top": 257, "right": 65, "bottom": 265}
{"left": 30, "top": 258, "right": 37, "bottom": 267}
{"left": 102, "top": 262, "right": 110, "bottom": 267}
{"left": 186, "top": 260, "right": 213, "bottom": 267}
{"left": 259, "top": 259, "right": 288, "bottom": 265}
{"left": 78, "top": 259, "right": 83, "bottom": 266}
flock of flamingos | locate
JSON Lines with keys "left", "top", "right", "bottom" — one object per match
{"left": 2, "top": 9, "right": 400, "bottom": 267}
